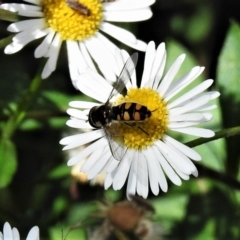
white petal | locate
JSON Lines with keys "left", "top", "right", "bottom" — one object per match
{"left": 104, "top": 168, "right": 117, "bottom": 190}
{"left": 113, "top": 151, "right": 133, "bottom": 190}
{"left": 176, "top": 92, "right": 218, "bottom": 108}
{"left": 145, "top": 148, "right": 159, "bottom": 195}
{"left": 195, "top": 103, "right": 217, "bottom": 111}
{"left": 103, "top": 0, "right": 155, "bottom": 11}
{"left": 140, "top": 41, "right": 156, "bottom": 87}
{"left": 5, "top": 29, "right": 48, "bottom": 54}
{"left": 169, "top": 95, "right": 211, "bottom": 117}
{"left": 151, "top": 146, "right": 168, "bottom": 192}
{"left": 151, "top": 43, "right": 166, "bottom": 89}
{"left": 158, "top": 54, "right": 186, "bottom": 97}
{"left": 69, "top": 101, "right": 100, "bottom": 109}
{"left": 34, "top": 29, "right": 55, "bottom": 58}
{"left": 41, "top": 33, "right": 62, "bottom": 79}
{"left": 86, "top": 149, "right": 110, "bottom": 177}
{"left": 164, "top": 66, "right": 205, "bottom": 101}
{"left": 77, "top": 71, "right": 112, "bottom": 103}
{"left": 18, "top": 10, "right": 43, "bottom": 17}
{"left": 26, "top": 227, "right": 39, "bottom": 240}
{"left": 84, "top": 37, "right": 117, "bottom": 81}
{"left": 66, "top": 119, "right": 93, "bottom": 129}
{"left": 12, "top": 228, "right": 20, "bottom": 240}
{"left": 153, "top": 145, "right": 182, "bottom": 186}
{"left": 168, "top": 79, "right": 214, "bottom": 109}
{"left": 81, "top": 147, "right": 105, "bottom": 172}
{"left": 172, "top": 166, "right": 190, "bottom": 180}
{"left": 163, "top": 140, "right": 198, "bottom": 174}
{"left": 157, "top": 141, "right": 192, "bottom": 175}
{"left": 7, "top": 19, "right": 45, "bottom": 32}
{"left": 12, "top": 22, "right": 45, "bottom": 42}
{"left": 171, "top": 127, "right": 215, "bottom": 138}
{"left": 66, "top": 41, "right": 87, "bottom": 86}
{"left": 62, "top": 130, "right": 105, "bottom": 150}
{"left": 97, "top": 33, "right": 119, "bottom": 57}
{"left": 1, "top": 3, "right": 40, "bottom": 12}
{"left": 101, "top": 22, "right": 136, "bottom": 43}
{"left": 137, "top": 153, "right": 148, "bottom": 198}
{"left": 106, "top": 158, "right": 119, "bottom": 173}
{"left": 67, "top": 109, "right": 88, "bottom": 120}
{"left": 67, "top": 138, "right": 107, "bottom": 166}
{"left": 3, "top": 222, "right": 13, "bottom": 240}
{"left": 115, "top": 49, "right": 136, "bottom": 88}
{"left": 4, "top": 42, "right": 24, "bottom": 54}
{"left": 104, "top": 8, "right": 152, "bottom": 22}
{"left": 126, "top": 152, "right": 138, "bottom": 199}
{"left": 100, "top": 22, "right": 146, "bottom": 51}
{"left": 24, "top": 0, "right": 41, "bottom": 5}
{"left": 164, "top": 135, "right": 201, "bottom": 161}
{"left": 79, "top": 42, "right": 97, "bottom": 71}
{"left": 169, "top": 113, "right": 207, "bottom": 122}
{"left": 169, "top": 114, "right": 213, "bottom": 127}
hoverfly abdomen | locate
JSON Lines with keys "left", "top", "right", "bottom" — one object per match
{"left": 89, "top": 105, "right": 113, "bottom": 128}
{"left": 112, "top": 103, "right": 151, "bottom": 122}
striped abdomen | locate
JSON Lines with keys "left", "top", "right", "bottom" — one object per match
{"left": 112, "top": 102, "right": 151, "bottom": 121}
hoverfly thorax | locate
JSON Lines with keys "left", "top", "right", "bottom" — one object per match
{"left": 88, "top": 104, "right": 113, "bottom": 128}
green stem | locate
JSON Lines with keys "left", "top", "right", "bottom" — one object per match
{"left": 0, "top": 35, "right": 13, "bottom": 50}
{"left": 1, "top": 73, "right": 42, "bottom": 140}
{"left": 185, "top": 126, "right": 240, "bottom": 148}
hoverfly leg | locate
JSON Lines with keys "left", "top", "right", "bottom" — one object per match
{"left": 124, "top": 122, "right": 149, "bottom": 136}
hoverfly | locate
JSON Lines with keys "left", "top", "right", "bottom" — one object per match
{"left": 88, "top": 53, "right": 152, "bottom": 161}
{"left": 66, "top": 0, "right": 90, "bottom": 16}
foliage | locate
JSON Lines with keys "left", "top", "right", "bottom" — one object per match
{"left": 0, "top": 1, "right": 240, "bottom": 239}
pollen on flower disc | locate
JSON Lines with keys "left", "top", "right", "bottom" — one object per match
{"left": 42, "top": 0, "right": 103, "bottom": 40}
{"left": 113, "top": 88, "right": 169, "bottom": 150}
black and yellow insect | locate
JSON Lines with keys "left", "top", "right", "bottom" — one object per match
{"left": 88, "top": 53, "right": 152, "bottom": 161}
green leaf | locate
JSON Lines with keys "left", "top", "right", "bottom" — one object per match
{"left": 43, "top": 91, "right": 93, "bottom": 111}
{"left": 0, "top": 139, "right": 17, "bottom": 188}
{"left": 216, "top": 20, "right": 240, "bottom": 176}
{"left": 0, "top": 9, "right": 19, "bottom": 22}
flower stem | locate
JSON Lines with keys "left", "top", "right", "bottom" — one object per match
{"left": 1, "top": 72, "right": 42, "bottom": 140}
{"left": 185, "top": 126, "right": 240, "bottom": 148}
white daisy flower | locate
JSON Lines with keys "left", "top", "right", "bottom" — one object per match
{"left": 1, "top": 0, "right": 155, "bottom": 86}
{"left": 0, "top": 222, "right": 39, "bottom": 240}
{"left": 60, "top": 41, "right": 220, "bottom": 199}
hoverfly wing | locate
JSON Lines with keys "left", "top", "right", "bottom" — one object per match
{"left": 104, "top": 124, "right": 128, "bottom": 161}
{"left": 108, "top": 52, "right": 138, "bottom": 102}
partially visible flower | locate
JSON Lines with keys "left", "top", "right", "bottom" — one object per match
{"left": 0, "top": 222, "right": 39, "bottom": 240}
{"left": 60, "top": 41, "right": 220, "bottom": 199}
{"left": 63, "top": 129, "right": 106, "bottom": 199}
{"left": 89, "top": 197, "right": 163, "bottom": 240}
{"left": 1, "top": 0, "right": 155, "bottom": 86}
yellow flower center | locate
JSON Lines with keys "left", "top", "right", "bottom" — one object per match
{"left": 42, "top": 0, "right": 103, "bottom": 41}
{"left": 113, "top": 88, "right": 169, "bottom": 150}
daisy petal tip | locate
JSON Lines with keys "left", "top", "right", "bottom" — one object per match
{"left": 126, "top": 193, "right": 133, "bottom": 201}
{"left": 162, "top": 187, "right": 168, "bottom": 193}
{"left": 158, "top": 42, "right": 165, "bottom": 49}
{"left": 67, "top": 160, "right": 73, "bottom": 167}
{"left": 192, "top": 170, "right": 198, "bottom": 177}
{"left": 27, "top": 226, "right": 39, "bottom": 240}
{"left": 179, "top": 54, "right": 186, "bottom": 61}
{"left": 206, "top": 130, "right": 215, "bottom": 138}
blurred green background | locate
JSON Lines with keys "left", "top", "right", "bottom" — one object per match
{"left": 1, "top": 0, "right": 240, "bottom": 239}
